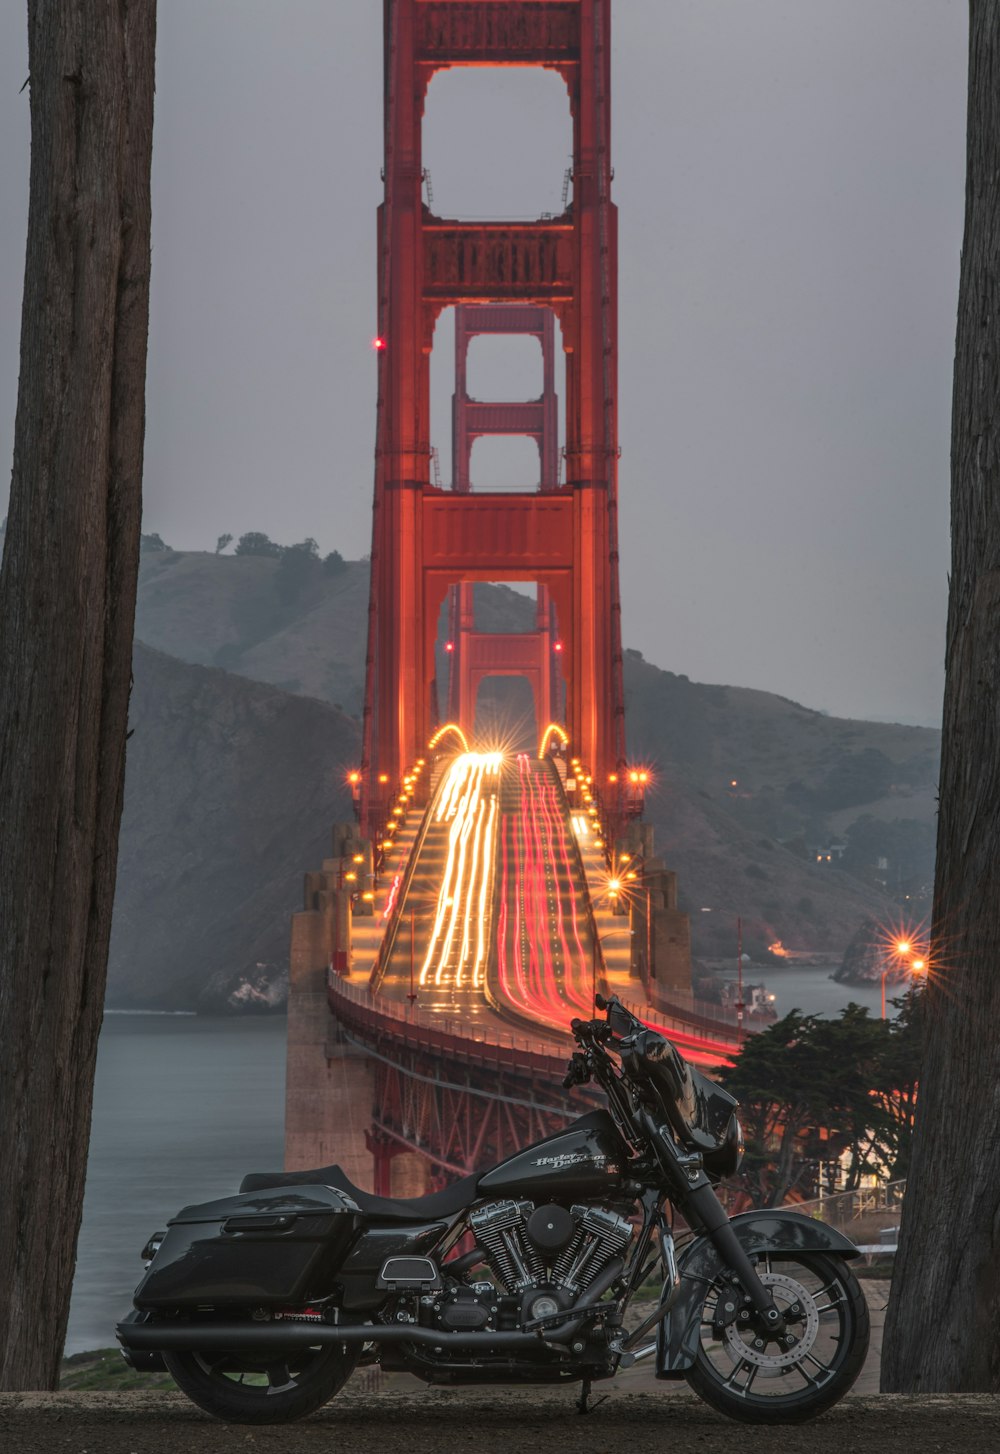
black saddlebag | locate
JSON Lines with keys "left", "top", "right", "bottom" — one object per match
{"left": 134, "top": 1183, "right": 361, "bottom": 1311}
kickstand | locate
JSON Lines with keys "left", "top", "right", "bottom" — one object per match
{"left": 576, "top": 1377, "right": 608, "bottom": 1416}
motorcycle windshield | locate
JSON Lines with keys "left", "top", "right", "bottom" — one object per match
{"left": 638, "top": 1033, "right": 739, "bottom": 1153}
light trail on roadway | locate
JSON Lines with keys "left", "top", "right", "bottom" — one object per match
{"left": 495, "top": 755, "right": 737, "bottom": 1067}
{"left": 418, "top": 752, "right": 501, "bottom": 991}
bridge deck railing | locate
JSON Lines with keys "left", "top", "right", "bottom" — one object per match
{"left": 328, "top": 966, "right": 571, "bottom": 1070}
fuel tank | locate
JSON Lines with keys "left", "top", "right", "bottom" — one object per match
{"left": 478, "top": 1110, "right": 629, "bottom": 1201}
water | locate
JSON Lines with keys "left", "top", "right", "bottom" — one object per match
{"left": 727, "top": 964, "right": 889, "bottom": 1021}
{"left": 68, "top": 1013, "right": 286, "bottom": 1355}
{"left": 67, "top": 969, "right": 887, "bottom": 1354}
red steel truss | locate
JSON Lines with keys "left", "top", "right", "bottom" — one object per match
{"left": 361, "top": 0, "right": 625, "bottom": 834}
{"left": 446, "top": 304, "right": 560, "bottom": 733}
{"left": 330, "top": 976, "right": 588, "bottom": 1193}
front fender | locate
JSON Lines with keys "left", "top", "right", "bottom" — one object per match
{"left": 656, "top": 1211, "right": 860, "bottom": 1376}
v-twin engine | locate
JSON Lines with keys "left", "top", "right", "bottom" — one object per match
{"left": 468, "top": 1199, "right": 632, "bottom": 1298}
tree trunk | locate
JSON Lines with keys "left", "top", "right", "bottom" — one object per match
{"left": 0, "top": 2, "right": 155, "bottom": 1390}
{"left": 882, "top": 1, "right": 1000, "bottom": 1393}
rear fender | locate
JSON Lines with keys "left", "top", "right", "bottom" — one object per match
{"left": 656, "top": 1210, "right": 860, "bottom": 1376}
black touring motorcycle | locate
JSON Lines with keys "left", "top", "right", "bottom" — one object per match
{"left": 117, "top": 996, "right": 869, "bottom": 1424}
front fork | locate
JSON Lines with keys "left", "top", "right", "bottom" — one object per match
{"left": 683, "top": 1182, "right": 786, "bottom": 1335}
{"left": 641, "top": 1112, "right": 786, "bottom": 1337}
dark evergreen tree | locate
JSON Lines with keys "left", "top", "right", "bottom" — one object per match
{"left": 0, "top": 0, "right": 156, "bottom": 1389}
{"left": 883, "top": 2, "right": 1000, "bottom": 1392}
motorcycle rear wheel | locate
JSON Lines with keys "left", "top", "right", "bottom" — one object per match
{"left": 163, "top": 1341, "right": 359, "bottom": 1424}
{"left": 684, "top": 1252, "right": 869, "bottom": 1424}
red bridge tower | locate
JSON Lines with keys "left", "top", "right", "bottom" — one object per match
{"left": 362, "top": 0, "right": 625, "bottom": 833}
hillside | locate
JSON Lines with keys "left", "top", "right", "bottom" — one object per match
{"left": 124, "top": 543, "right": 938, "bottom": 980}
{"left": 109, "top": 642, "right": 359, "bottom": 1009}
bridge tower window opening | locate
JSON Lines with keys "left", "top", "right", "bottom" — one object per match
{"left": 422, "top": 67, "right": 572, "bottom": 222}
{"left": 466, "top": 332, "right": 544, "bottom": 405}
{"left": 468, "top": 435, "right": 542, "bottom": 492}
{"left": 440, "top": 578, "right": 565, "bottom": 748}
{"left": 474, "top": 674, "right": 539, "bottom": 754}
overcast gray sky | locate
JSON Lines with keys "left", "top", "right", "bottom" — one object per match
{"left": 0, "top": 2, "right": 967, "bottom": 726}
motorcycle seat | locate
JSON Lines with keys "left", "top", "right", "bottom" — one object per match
{"left": 238, "top": 1163, "right": 483, "bottom": 1220}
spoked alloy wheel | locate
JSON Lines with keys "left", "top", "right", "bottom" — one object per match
{"left": 685, "top": 1252, "right": 869, "bottom": 1424}
{"left": 163, "top": 1341, "right": 359, "bottom": 1424}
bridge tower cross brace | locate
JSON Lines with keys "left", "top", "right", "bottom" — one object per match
{"left": 361, "top": 0, "right": 625, "bottom": 835}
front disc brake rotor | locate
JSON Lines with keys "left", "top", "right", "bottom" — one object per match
{"left": 721, "top": 1271, "right": 820, "bottom": 1373}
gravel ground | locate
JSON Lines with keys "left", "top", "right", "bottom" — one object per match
{"left": 5, "top": 1281, "right": 990, "bottom": 1453}
{"left": 1, "top": 1389, "right": 998, "bottom": 1454}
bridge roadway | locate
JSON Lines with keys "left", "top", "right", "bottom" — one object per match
{"left": 364, "top": 751, "right": 736, "bottom": 1067}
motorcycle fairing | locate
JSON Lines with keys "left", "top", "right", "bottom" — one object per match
{"left": 655, "top": 1210, "right": 861, "bottom": 1376}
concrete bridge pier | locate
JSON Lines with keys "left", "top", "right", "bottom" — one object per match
{"left": 285, "top": 823, "right": 377, "bottom": 1189}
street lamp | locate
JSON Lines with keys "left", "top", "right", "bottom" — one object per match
{"left": 881, "top": 939, "right": 927, "bottom": 1018}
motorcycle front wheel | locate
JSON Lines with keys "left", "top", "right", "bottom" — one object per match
{"left": 163, "top": 1340, "right": 359, "bottom": 1424}
{"left": 684, "top": 1252, "right": 869, "bottom": 1424}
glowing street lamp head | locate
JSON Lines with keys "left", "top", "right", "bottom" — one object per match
{"left": 896, "top": 940, "right": 912, "bottom": 956}
{"left": 608, "top": 878, "right": 621, "bottom": 894}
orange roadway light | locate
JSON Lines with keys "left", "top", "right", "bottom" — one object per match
{"left": 896, "top": 940, "right": 912, "bottom": 956}
{"left": 428, "top": 722, "right": 471, "bottom": 753}
{"left": 352, "top": 853, "right": 364, "bottom": 863}
{"left": 538, "top": 722, "right": 569, "bottom": 759}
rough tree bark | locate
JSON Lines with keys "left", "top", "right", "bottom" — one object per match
{"left": 0, "top": 2, "right": 155, "bottom": 1389}
{"left": 882, "top": 2, "right": 1000, "bottom": 1393}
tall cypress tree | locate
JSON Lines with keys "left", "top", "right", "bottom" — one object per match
{"left": 0, "top": 1, "right": 156, "bottom": 1389}
{"left": 882, "top": 1, "right": 1000, "bottom": 1393}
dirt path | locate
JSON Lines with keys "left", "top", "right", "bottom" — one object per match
{"left": 2, "top": 1389, "right": 998, "bottom": 1454}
